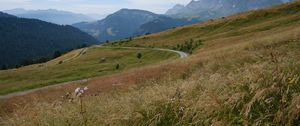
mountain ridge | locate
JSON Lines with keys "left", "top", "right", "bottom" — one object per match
{"left": 0, "top": 12, "right": 98, "bottom": 67}
{"left": 165, "top": 0, "right": 293, "bottom": 20}
{"left": 73, "top": 9, "right": 197, "bottom": 42}
{"left": 4, "top": 8, "right": 95, "bottom": 25}
{"left": 0, "top": 12, "right": 16, "bottom": 18}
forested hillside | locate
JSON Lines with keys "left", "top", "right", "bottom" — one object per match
{"left": 0, "top": 12, "right": 15, "bottom": 18}
{"left": 0, "top": 14, "right": 98, "bottom": 68}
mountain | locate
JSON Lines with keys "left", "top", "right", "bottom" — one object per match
{"left": 4, "top": 8, "right": 94, "bottom": 25}
{"left": 73, "top": 9, "right": 199, "bottom": 42}
{"left": 86, "top": 13, "right": 108, "bottom": 20}
{"left": 0, "top": 12, "right": 16, "bottom": 18}
{"left": 166, "top": 0, "right": 293, "bottom": 20}
{"left": 165, "top": 4, "right": 185, "bottom": 15}
{"left": 73, "top": 9, "right": 159, "bottom": 42}
{"left": 135, "top": 16, "right": 198, "bottom": 35}
{"left": 0, "top": 12, "right": 98, "bottom": 67}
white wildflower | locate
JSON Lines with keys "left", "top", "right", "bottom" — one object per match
{"left": 170, "top": 98, "right": 176, "bottom": 102}
{"left": 84, "top": 87, "right": 88, "bottom": 91}
{"left": 75, "top": 87, "right": 81, "bottom": 94}
{"left": 74, "top": 87, "right": 88, "bottom": 97}
{"left": 178, "top": 106, "right": 185, "bottom": 117}
{"left": 265, "top": 97, "right": 275, "bottom": 104}
{"left": 297, "top": 104, "right": 300, "bottom": 109}
{"left": 179, "top": 107, "right": 185, "bottom": 112}
{"left": 77, "top": 92, "right": 83, "bottom": 97}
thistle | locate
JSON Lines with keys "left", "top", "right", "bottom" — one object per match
{"left": 75, "top": 87, "right": 88, "bottom": 97}
{"left": 74, "top": 86, "right": 89, "bottom": 126}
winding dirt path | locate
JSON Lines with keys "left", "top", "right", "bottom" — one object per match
{"left": 96, "top": 46, "right": 188, "bottom": 58}
{"left": 63, "top": 47, "right": 89, "bottom": 62}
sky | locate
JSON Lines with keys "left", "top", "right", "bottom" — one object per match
{"left": 0, "top": 0, "right": 191, "bottom": 15}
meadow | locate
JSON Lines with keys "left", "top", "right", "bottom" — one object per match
{"left": 1, "top": 1, "right": 300, "bottom": 125}
{"left": 0, "top": 46, "right": 178, "bottom": 95}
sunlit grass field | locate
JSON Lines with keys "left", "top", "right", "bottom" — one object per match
{"left": 0, "top": 46, "right": 178, "bottom": 95}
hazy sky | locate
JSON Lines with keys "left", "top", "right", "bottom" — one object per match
{"left": 0, "top": 0, "right": 191, "bottom": 15}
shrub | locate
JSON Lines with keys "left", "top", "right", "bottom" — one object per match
{"left": 115, "top": 64, "right": 120, "bottom": 70}
{"left": 137, "top": 53, "right": 142, "bottom": 59}
{"left": 99, "top": 58, "right": 106, "bottom": 63}
{"left": 174, "top": 39, "right": 203, "bottom": 53}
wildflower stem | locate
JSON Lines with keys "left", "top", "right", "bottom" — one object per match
{"left": 79, "top": 96, "right": 87, "bottom": 126}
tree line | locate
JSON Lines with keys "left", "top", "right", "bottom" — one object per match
{"left": 0, "top": 16, "right": 97, "bottom": 70}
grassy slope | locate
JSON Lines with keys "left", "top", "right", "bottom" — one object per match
{"left": 120, "top": 1, "right": 300, "bottom": 50}
{"left": 1, "top": 1, "right": 300, "bottom": 125}
{"left": 0, "top": 47, "right": 178, "bottom": 95}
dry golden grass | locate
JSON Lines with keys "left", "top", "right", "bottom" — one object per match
{"left": 0, "top": 57, "right": 189, "bottom": 115}
{"left": 1, "top": 1, "right": 300, "bottom": 125}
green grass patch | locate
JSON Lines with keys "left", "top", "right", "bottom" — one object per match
{"left": 0, "top": 47, "right": 179, "bottom": 95}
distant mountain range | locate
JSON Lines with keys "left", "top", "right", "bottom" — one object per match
{"left": 165, "top": 0, "right": 293, "bottom": 20}
{"left": 72, "top": 0, "right": 292, "bottom": 42}
{"left": 135, "top": 16, "right": 198, "bottom": 35}
{"left": 3, "top": 8, "right": 95, "bottom": 25}
{"left": 73, "top": 9, "right": 198, "bottom": 42}
{"left": 0, "top": 12, "right": 98, "bottom": 67}
{"left": 0, "top": 0, "right": 293, "bottom": 65}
